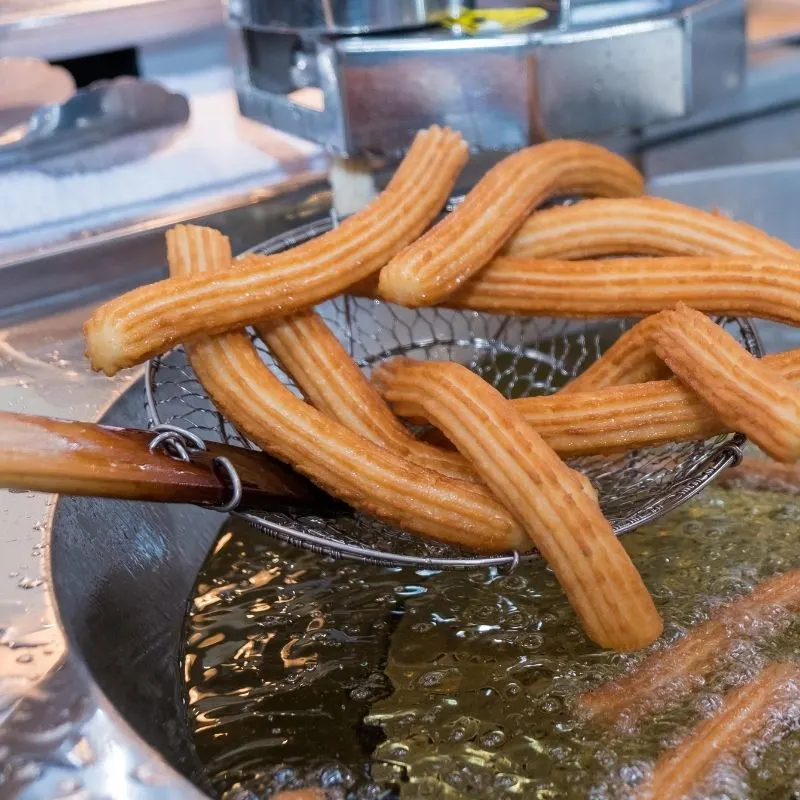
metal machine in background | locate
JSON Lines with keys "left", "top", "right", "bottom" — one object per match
{"left": 229, "top": 0, "right": 753, "bottom": 156}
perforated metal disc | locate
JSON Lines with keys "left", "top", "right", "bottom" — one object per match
{"left": 146, "top": 214, "right": 759, "bottom": 569}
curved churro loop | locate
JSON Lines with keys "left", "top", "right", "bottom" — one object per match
{"left": 504, "top": 197, "right": 800, "bottom": 260}
{"left": 577, "top": 568, "right": 800, "bottom": 728}
{"left": 431, "top": 256, "right": 800, "bottom": 325}
{"left": 560, "top": 315, "right": 670, "bottom": 395}
{"left": 373, "top": 358, "right": 662, "bottom": 651}
{"left": 85, "top": 126, "right": 469, "bottom": 376}
{"left": 634, "top": 662, "right": 800, "bottom": 800}
{"left": 166, "top": 225, "right": 528, "bottom": 553}
{"left": 649, "top": 305, "right": 800, "bottom": 463}
{"left": 378, "top": 141, "right": 644, "bottom": 306}
{"left": 254, "top": 312, "right": 478, "bottom": 482}
{"left": 414, "top": 348, "right": 800, "bottom": 457}
{"left": 564, "top": 324, "right": 800, "bottom": 398}
{"left": 558, "top": 306, "right": 800, "bottom": 461}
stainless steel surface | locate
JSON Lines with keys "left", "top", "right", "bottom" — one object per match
{"left": 0, "top": 0, "right": 224, "bottom": 61}
{"left": 229, "top": 0, "right": 460, "bottom": 34}
{"left": 232, "top": 0, "right": 746, "bottom": 156}
{"left": 0, "top": 77, "right": 190, "bottom": 173}
{"left": 3, "top": 127, "right": 800, "bottom": 795}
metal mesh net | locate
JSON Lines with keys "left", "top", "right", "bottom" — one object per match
{"left": 145, "top": 216, "right": 758, "bottom": 569}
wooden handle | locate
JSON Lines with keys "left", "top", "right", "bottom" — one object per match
{"left": 0, "top": 411, "right": 322, "bottom": 508}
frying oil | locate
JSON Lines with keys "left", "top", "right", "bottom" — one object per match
{"left": 183, "top": 488, "right": 800, "bottom": 799}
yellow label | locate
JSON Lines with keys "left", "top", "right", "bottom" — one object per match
{"left": 435, "top": 7, "right": 549, "bottom": 34}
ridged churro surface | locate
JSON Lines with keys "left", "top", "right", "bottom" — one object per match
{"left": 373, "top": 357, "right": 662, "bottom": 651}
{"left": 649, "top": 305, "right": 800, "bottom": 462}
{"left": 86, "top": 126, "right": 469, "bottom": 375}
{"left": 414, "top": 347, "right": 800, "bottom": 457}
{"left": 165, "top": 225, "right": 528, "bottom": 553}
{"left": 255, "top": 311, "right": 478, "bottom": 482}
{"left": 378, "top": 141, "right": 643, "bottom": 306}
{"left": 505, "top": 196, "right": 800, "bottom": 260}
{"left": 577, "top": 568, "right": 800, "bottom": 728}
{"left": 634, "top": 662, "right": 800, "bottom": 800}
{"left": 437, "top": 256, "right": 800, "bottom": 325}
{"left": 559, "top": 315, "right": 669, "bottom": 395}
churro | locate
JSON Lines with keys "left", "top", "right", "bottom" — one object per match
{"left": 378, "top": 141, "right": 644, "bottom": 306}
{"left": 634, "top": 661, "right": 800, "bottom": 800}
{"left": 577, "top": 569, "right": 800, "bottom": 728}
{"left": 649, "top": 305, "right": 800, "bottom": 463}
{"left": 504, "top": 196, "right": 800, "bottom": 260}
{"left": 166, "top": 225, "right": 528, "bottom": 553}
{"left": 413, "top": 347, "right": 800, "bottom": 457}
{"left": 425, "top": 256, "right": 800, "bottom": 325}
{"left": 373, "top": 357, "right": 662, "bottom": 651}
{"left": 560, "top": 315, "right": 670, "bottom": 395}
{"left": 255, "top": 312, "right": 478, "bottom": 482}
{"left": 563, "top": 322, "right": 800, "bottom": 397}
{"left": 85, "top": 126, "right": 469, "bottom": 376}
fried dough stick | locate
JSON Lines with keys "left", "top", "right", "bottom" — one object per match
{"left": 167, "top": 225, "right": 528, "bottom": 553}
{"left": 411, "top": 256, "right": 800, "bottom": 327}
{"left": 634, "top": 662, "right": 800, "bottom": 800}
{"left": 258, "top": 312, "right": 800, "bottom": 460}
{"left": 417, "top": 348, "right": 800, "bottom": 457}
{"left": 577, "top": 569, "right": 800, "bottom": 727}
{"left": 556, "top": 306, "right": 800, "bottom": 462}
{"left": 372, "top": 358, "right": 663, "bottom": 651}
{"left": 378, "top": 141, "right": 644, "bottom": 306}
{"left": 255, "top": 311, "right": 478, "bottom": 482}
{"left": 86, "top": 126, "right": 469, "bottom": 376}
{"left": 505, "top": 197, "right": 800, "bottom": 260}
{"left": 563, "top": 324, "right": 800, "bottom": 397}
{"left": 648, "top": 305, "right": 800, "bottom": 463}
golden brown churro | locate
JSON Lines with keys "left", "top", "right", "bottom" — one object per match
{"left": 166, "top": 225, "right": 527, "bottom": 553}
{"left": 378, "top": 141, "right": 644, "bottom": 306}
{"left": 577, "top": 569, "right": 800, "bottom": 728}
{"left": 85, "top": 126, "right": 469, "bottom": 376}
{"left": 649, "top": 305, "right": 800, "bottom": 463}
{"left": 563, "top": 322, "right": 800, "bottom": 398}
{"left": 373, "top": 358, "right": 662, "bottom": 651}
{"left": 504, "top": 196, "right": 800, "bottom": 260}
{"left": 415, "top": 347, "right": 800, "bottom": 457}
{"left": 560, "top": 316, "right": 671, "bottom": 395}
{"left": 255, "top": 312, "right": 478, "bottom": 482}
{"left": 425, "top": 256, "right": 800, "bottom": 325}
{"left": 558, "top": 307, "right": 800, "bottom": 461}
{"left": 634, "top": 662, "right": 800, "bottom": 800}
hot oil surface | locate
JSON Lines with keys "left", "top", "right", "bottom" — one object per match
{"left": 183, "top": 488, "right": 800, "bottom": 799}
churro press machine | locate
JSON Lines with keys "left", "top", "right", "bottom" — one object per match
{"left": 228, "top": 0, "right": 749, "bottom": 156}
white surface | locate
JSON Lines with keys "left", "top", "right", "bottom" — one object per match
{"left": 0, "top": 67, "right": 321, "bottom": 255}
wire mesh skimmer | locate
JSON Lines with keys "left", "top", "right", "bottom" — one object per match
{"left": 146, "top": 214, "right": 760, "bottom": 570}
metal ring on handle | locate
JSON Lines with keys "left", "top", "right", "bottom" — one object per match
{"left": 210, "top": 457, "right": 243, "bottom": 513}
{"left": 148, "top": 425, "right": 243, "bottom": 512}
